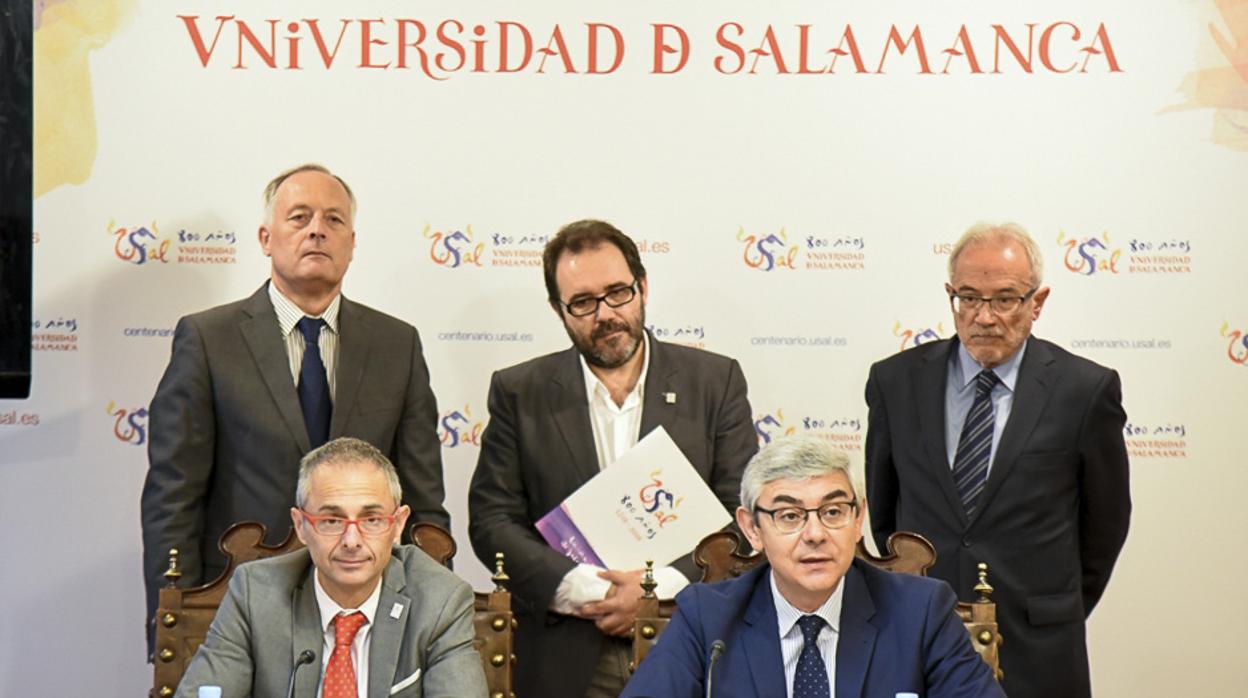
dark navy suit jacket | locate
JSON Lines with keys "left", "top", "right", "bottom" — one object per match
{"left": 621, "top": 559, "right": 1004, "bottom": 698}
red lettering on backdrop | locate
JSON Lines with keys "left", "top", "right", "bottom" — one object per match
{"left": 470, "top": 24, "right": 488, "bottom": 73}
{"left": 359, "top": 19, "right": 390, "bottom": 68}
{"left": 235, "top": 19, "right": 278, "bottom": 69}
{"left": 587, "top": 23, "right": 625, "bottom": 74}
{"left": 174, "top": 17, "right": 1122, "bottom": 77}
{"left": 830, "top": 26, "right": 867, "bottom": 74}
{"left": 498, "top": 21, "right": 534, "bottom": 73}
{"left": 992, "top": 24, "right": 1035, "bottom": 73}
{"left": 308, "top": 19, "right": 352, "bottom": 69}
{"left": 749, "top": 26, "right": 789, "bottom": 74}
{"left": 651, "top": 23, "right": 689, "bottom": 74}
{"left": 436, "top": 20, "right": 467, "bottom": 73}
{"left": 1082, "top": 24, "right": 1122, "bottom": 72}
{"left": 395, "top": 19, "right": 426, "bottom": 70}
{"left": 536, "top": 25, "right": 577, "bottom": 73}
{"left": 715, "top": 22, "right": 746, "bottom": 74}
{"left": 1040, "top": 22, "right": 1080, "bottom": 73}
{"left": 878, "top": 25, "right": 932, "bottom": 74}
{"left": 179, "top": 15, "right": 233, "bottom": 67}
{"left": 941, "top": 25, "right": 982, "bottom": 74}
{"left": 796, "top": 25, "right": 825, "bottom": 73}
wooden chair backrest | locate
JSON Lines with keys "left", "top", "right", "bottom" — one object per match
{"left": 632, "top": 530, "right": 1002, "bottom": 682}
{"left": 151, "top": 522, "right": 514, "bottom": 698}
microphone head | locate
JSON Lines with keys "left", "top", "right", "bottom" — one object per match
{"left": 710, "top": 639, "right": 726, "bottom": 657}
{"left": 297, "top": 649, "right": 316, "bottom": 665}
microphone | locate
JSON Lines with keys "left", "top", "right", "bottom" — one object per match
{"left": 705, "top": 640, "right": 726, "bottom": 698}
{"left": 286, "top": 649, "right": 317, "bottom": 698}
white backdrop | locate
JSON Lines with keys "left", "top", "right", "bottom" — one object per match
{"left": 4, "top": 0, "right": 1247, "bottom": 694}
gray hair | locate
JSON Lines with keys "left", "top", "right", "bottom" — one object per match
{"left": 739, "top": 435, "right": 857, "bottom": 511}
{"left": 295, "top": 437, "right": 401, "bottom": 508}
{"left": 263, "top": 163, "right": 357, "bottom": 225}
{"left": 947, "top": 221, "right": 1044, "bottom": 288}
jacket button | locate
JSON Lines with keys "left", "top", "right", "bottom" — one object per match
{"left": 961, "top": 538, "right": 972, "bottom": 548}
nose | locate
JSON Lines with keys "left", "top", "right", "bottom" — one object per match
{"left": 305, "top": 212, "right": 327, "bottom": 239}
{"left": 339, "top": 520, "right": 364, "bottom": 547}
{"left": 972, "top": 302, "right": 997, "bottom": 325}
{"left": 799, "top": 511, "right": 829, "bottom": 545}
{"left": 595, "top": 300, "right": 622, "bottom": 322}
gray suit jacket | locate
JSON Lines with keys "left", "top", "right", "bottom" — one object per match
{"left": 142, "top": 284, "right": 449, "bottom": 647}
{"left": 865, "top": 336, "right": 1131, "bottom": 698}
{"left": 467, "top": 336, "right": 758, "bottom": 698}
{"left": 176, "top": 545, "right": 487, "bottom": 698}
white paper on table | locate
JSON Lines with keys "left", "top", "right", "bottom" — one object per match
{"left": 535, "top": 426, "right": 732, "bottom": 570}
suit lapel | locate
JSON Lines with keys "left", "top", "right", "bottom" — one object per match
{"left": 639, "top": 335, "right": 679, "bottom": 440}
{"left": 548, "top": 348, "right": 601, "bottom": 483}
{"left": 741, "top": 568, "right": 788, "bottom": 697}
{"left": 368, "top": 556, "right": 411, "bottom": 698}
{"left": 834, "top": 564, "right": 878, "bottom": 698}
{"left": 974, "top": 337, "right": 1056, "bottom": 523}
{"left": 239, "top": 284, "right": 311, "bottom": 452}
{"left": 915, "top": 340, "right": 968, "bottom": 527}
{"left": 291, "top": 562, "right": 325, "bottom": 697}
{"left": 330, "top": 297, "right": 370, "bottom": 438}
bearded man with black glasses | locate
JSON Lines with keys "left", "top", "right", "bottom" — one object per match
{"left": 468, "top": 219, "right": 758, "bottom": 698}
{"left": 864, "top": 222, "right": 1131, "bottom": 698}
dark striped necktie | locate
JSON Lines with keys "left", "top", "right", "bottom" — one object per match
{"left": 952, "top": 369, "right": 1000, "bottom": 517}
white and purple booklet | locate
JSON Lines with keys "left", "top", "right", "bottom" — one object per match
{"left": 535, "top": 426, "right": 732, "bottom": 570}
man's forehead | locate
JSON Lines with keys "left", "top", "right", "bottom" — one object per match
{"left": 305, "top": 462, "right": 392, "bottom": 505}
{"left": 760, "top": 472, "right": 855, "bottom": 503}
{"left": 953, "top": 240, "right": 1030, "bottom": 274}
{"left": 275, "top": 171, "right": 350, "bottom": 207}
{"left": 556, "top": 245, "right": 632, "bottom": 293}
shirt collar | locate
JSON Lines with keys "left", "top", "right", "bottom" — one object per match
{"left": 769, "top": 566, "right": 845, "bottom": 637}
{"left": 953, "top": 337, "right": 1028, "bottom": 393}
{"left": 312, "top": 567, "right": 383, "bottom": 634}
{"left": 579, "top": 331, "right": 651, "bottom": 407}
{"left": 268, "top": 282, "right": 341, "bottom": 337}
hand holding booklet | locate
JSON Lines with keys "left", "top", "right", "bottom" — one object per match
{"left": 535, "top": 426, "right": 732, "bottom": 570}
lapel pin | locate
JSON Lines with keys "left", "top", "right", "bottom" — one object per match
{"left": 664, "top": 392, "right": 677, "bottom": 404}
{"left": 390, "top": 602, "right": 403, "bottom": 619}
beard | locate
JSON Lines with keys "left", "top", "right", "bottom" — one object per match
{"left": 567, "top": 306, "right": 646, "bottom": 369}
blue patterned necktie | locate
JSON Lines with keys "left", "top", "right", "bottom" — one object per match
{"left": 952, "top": 369, "right": 1000, "bottom": 517}
{"left": 296, "top": 316, "right": 332, "bottom": 449}
{"left": 793, "top": 615, "right": 830, "bottom": 698}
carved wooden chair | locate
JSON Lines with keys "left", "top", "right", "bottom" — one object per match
{"left": 631, "top": 530, "right": 1002, "bottom": 682}
{"left": 151, "top": 522, "right": 515, "bottom": 698}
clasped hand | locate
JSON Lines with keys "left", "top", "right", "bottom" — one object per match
{"left": 577, "top": 568, "right": 645, "bottom": 637}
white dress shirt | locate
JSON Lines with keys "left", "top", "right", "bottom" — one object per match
{"left": 312, "top": 570, "right": 383, "bottom": 698}
{"left": 944, "top": 340, "right": 1027, "bottom": 473}
{"left": 549, "top": 334, "right": 691, "bottom": 613}
{"left": 268, "top": 282, "right": 341, "bottom": 400}
{"left": 771, "top": 570, "right": 843, "bottom": 698}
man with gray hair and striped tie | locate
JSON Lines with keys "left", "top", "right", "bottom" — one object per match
{"left": 864, "top": 221, "right": 1131, "bottom": 698}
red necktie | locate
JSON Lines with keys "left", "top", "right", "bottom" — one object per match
{"left": 322, "top": 611, "right": 368, "bottom": 698}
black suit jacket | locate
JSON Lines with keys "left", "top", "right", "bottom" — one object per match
{"left": 141, "top": 284, "right": 449, "bottom": 649}
{"left": 865, "top": 336, "right": 1131, "bottom": 698}
{"left": 468, "top": 337, "right": 757, "bottom": 698}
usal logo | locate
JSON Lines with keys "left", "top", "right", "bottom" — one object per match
{"left": 892, "top": 321, "right": 945, "bottom": 352}
{"left": 438, "top": 404, "right": 485, "bottom": 447}
{"left": 106, "top": 400, "right": 149, "bottom": 446}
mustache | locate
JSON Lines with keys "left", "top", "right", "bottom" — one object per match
{"left": 592, "top": 320, "right": 631, "bottom": 341}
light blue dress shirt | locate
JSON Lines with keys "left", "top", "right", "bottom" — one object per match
{"left": 943, "top": 339, "right": 1028, "bottom": 472}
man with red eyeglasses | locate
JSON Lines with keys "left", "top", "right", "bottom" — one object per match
{"left": 177, "top": 438, "right": 486, "bottom": 698}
